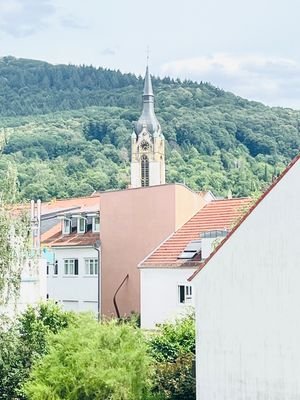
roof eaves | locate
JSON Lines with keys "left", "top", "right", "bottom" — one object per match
{"left": 138, "top": 231, "right": 176, "bottom": 268}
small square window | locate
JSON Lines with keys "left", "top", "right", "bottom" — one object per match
{"left": 84, "top": 258, "right": 98, "bottom": 275}
{"left": 64, "top": 259, "right": 79, "bottom": 275}
{"left": 178, "top": 285, "right": 193, "bottom": 304}
{"left": 78, "top": 217, "right": 86, "bottom": 234}
{"left": 62, "top": 219, "right": 71, "bottom": 235}
{"left": 93, "top": 216, "right": 100, "bottom": 233}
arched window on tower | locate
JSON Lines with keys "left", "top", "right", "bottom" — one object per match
{"left": 141, "top": 155, "right": 149, "bottom": 187}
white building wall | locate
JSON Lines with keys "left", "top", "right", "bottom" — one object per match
{"left": 47, "top": 247, "right": 98, "bottom": 313}
{"left": 19, "top": 258, "right": 47, "bottom": 310}
{"left": 1, "top": 257, "right": 47, "bottom": 317}
{"left": 149, "top": 161, "right": 161, "bottom": 186}
{"left": 194, "top": 158, "right": 300, "bottom": 399}
{"left": 130, "top": 162, "right": 141, "bottom": 188}
{"left": 141, "top": 267, "right": 195, "bottom": 329}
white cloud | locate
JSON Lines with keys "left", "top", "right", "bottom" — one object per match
{"left": 101, "top": 48, "right": 116, "bottom": 56}
{"left": 0, "top": 0, "right": 55, "bottom": 37}
{"left": 160, "top": 54, "right": 300, "bottom": 108}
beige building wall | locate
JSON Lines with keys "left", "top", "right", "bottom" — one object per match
{"left": 175, "top": 185, "right": 208, "bottom": 230}
{"left": 100, "top": 184, "right": 204, "bottom": 317}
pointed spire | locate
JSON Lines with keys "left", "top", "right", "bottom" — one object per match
{"left": 143, "top": 66, "right": 154, "bottom": 97}
{"left": 134, "top": 64, "right": 160, "bottom": 136}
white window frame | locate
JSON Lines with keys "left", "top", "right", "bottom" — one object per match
{"left": 77, "top": 217, "right": 86, "bottom": 234}
{"left": 178, "top": 285, "right": 193, "bottom": 304}
{"left": 63, "top": 259, "right": 79, "bottom": 276}
{"left": 92, "top": 215, "right": 100, "bottom": 233}
{"left": 62, "top": 218, "right": 71, "bottom": 235}
{"left": 84, "top": 258, "right": 98, "bottom": 276}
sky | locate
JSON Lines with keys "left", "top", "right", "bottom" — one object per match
{"left": 0, "top": 0, "right": 300, "bottom": 109}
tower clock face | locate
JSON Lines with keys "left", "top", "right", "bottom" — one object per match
{"left": 141, "top": 140, "right": 150, "bottom": 151}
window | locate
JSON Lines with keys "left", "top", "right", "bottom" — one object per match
{"left": 54, "top": 260, "right": 58, "bottom": 275}
{"left": 93, "top": 216, "right": 100, "bottom": 232}
{"left": 46, "top": 262, "right": 49, "bottom": 275}
{"left": 64, "top": 259, "right": 79, "bottom": 275}
{"left": 62, "top": 218, "right": 71, "bottom": 234}
{"left": 78, "top": 217, "right": 86, "bottom": 234}
{"left": 84, "top": 258, "right": 98, "bottom": 275}
{"left": 141, "top": 155, "right": 149, "bottom": 187}
{"left": 178, "top": 285, "right": 192, "bottom": 304}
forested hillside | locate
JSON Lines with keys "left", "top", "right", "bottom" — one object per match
{"left": 0, "top": 56, "right": 299, "bottom": 200}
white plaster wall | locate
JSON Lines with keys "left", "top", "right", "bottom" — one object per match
{"left": 130, "top": 162, "right": 141, "bottom": 188}
{"left": 1, "top": 258, "right": 47, "bottom": 316}
{"left": 140, "top": 267, "right": 195, "bottom": 329}
{"left": 47, "top": 247, "right": 98, "bottom": 313}
{"left": 194, "top": 158, "right": 300, "bottom": 399}
{"left": 149, "top": 162, "right": 161, "bottom": 186}
{"left": 19, "top": 258, "right": 47, "bottom": 310}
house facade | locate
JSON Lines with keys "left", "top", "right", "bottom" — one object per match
{"left": 41, "top": 67, "right": 210, "bottom": 317}
{"left": 42, "top": 185, "right": 207, "bottom": 316}
{"left": 140, "top": 197, "right": 251, "bottom": 329}
{"left": 42, "top": 195, "right": 100, "bottom": 313}
{"left": 191, "top": 155, "right": 300, "bottom": 400}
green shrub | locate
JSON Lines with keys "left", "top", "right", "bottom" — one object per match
{"left": 153, "top": 354, "right": 196, "bottom": 400}
{"left": 148, "top": 314, "right": 196, "bottom": 400}
{"left": 24, "top": 315, "right": 153, "bottom": 400}
{"left": 149, "top": 313, "right": 195, "bottom": 362}
{"left": 0, "top": 302, "right": 74, "bottom": 400}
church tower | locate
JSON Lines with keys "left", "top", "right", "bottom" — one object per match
{"left": 130, "top": 66, "right": 165, "bottom": 188}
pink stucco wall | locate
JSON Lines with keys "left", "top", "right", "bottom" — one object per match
{"left": 100, "top": 184, "right": 203, "bottom": 317}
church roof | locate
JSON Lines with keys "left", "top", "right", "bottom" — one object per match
{"left": 134, "top": 66, "right": 160, "bottom": 135}
{"left": 140, "top": 197, "right": 252, "bottom": 268}
{"left": 143, "top": 66, "right": 154, "bottom": 96}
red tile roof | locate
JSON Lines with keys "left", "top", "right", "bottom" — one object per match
{"left": 189, "top": 153, "right": 300, "bottom": 281}
{"left": 41, "top": 195, "right": 100, "bottom": 216}
{"left": 141, "top": 197, "right": 252, "bottom": 267}
{"left": 41, "top": 195, "right": 100, "bottom": 247}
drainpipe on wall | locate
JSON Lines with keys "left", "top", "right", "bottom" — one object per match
{"left": 113, "top": 274, "right": 129, "bottom": 319}
{"left": 93, "top": 239, "right": 101, "bottom": 322}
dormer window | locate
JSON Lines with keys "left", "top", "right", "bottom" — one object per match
{"left": 78, "top": 217, "right": 86, "bottom": 234}
{"left": 93, "top": 216, "right": 100, "bottom": 233}
{"left": 62, "top": 218, "right": 71, "bottom": 235}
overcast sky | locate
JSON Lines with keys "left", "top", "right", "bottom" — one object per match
{"left": 1, "top": 0, "right": 300, "bottom": 108}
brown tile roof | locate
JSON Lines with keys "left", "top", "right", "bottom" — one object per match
{"left": 41, "top": 195, "right": 100, "bottom": 246}
{"left": 141, "top": 197, "right": 252, "bottom": 268}
{"left": 189, "top": 153, "right": 300, "bottom": 281}
{"left": 41, "top": 195, "right": 100, "bottom": 215}
{"left": 43, "top": 230, "right": 100, "bottom": 248}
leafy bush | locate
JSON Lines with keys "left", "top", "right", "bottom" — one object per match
{"left": 150, "top": 313, "right": 195, "bottom": 362}
{"left": 149, "top": 314, "right": 196, "bottom": 400}
{"left": 0, "top": 302, "right": 74, "bottom": 400}
{"left": 24, "top": 315, "right": 153, "bottom": 400}
{"left": 153, "top": 354, "right": 196, "bottom": 400}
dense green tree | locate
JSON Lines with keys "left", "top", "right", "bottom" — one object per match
{"left": 0, "top": 56, "right": 298, "bottom": 201}
{"left": 0, "top": 302, "right": 74, "bottom": 400}
{"left": 148, "top": 314, "right": 196, "bottom": 400}
{"left": 24, "top": 315, "right": 153, "bottom": 400}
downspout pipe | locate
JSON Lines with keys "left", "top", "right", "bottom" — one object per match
{"left": 113, "top": 274, "right": 129, "bottom": 319}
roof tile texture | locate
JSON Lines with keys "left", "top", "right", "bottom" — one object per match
{"left": 142, "top": 198, "right": 252, "bottom": 267}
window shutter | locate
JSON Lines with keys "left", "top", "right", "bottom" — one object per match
{"left": 75, "top": 259, "right": 79, "bottom": 275}
{"left": 179, "top": 285, "right": 185, "bottom": 303}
